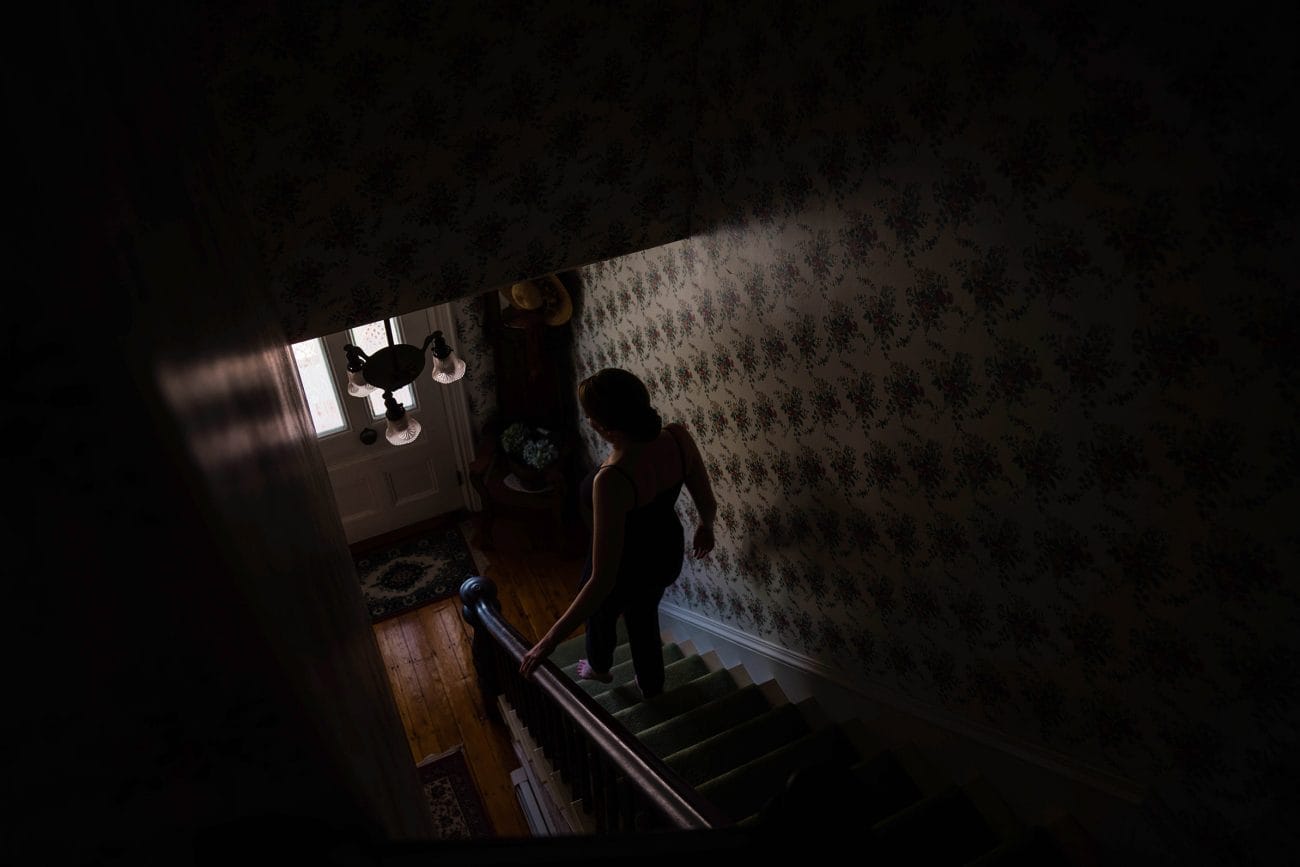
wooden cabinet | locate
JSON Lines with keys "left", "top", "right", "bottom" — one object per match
{"left": 486, "top": 289, "right": 575, "bottom": 430}
{"left": 470, "top": 282, "right": 582, "bottom": 551}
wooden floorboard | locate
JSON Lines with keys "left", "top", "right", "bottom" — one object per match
{"left": 398, "top": 615, "right": 460, "bottom": 761}
{"left": 371, "top": 516, "right": 589, "bottom": 840}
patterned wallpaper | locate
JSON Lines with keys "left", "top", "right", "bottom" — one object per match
{"left": 570, "top": 4, "right": 1296, "bottom": 863}
{"left": 198, "top": 2, "right": 699, "bottom": 344}
{"left": 451, "top": 291, "right": 499, "bottom": 436}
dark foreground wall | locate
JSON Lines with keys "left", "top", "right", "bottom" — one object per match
{"left": 6, "top": 4, "right": 434, "bottom": 862}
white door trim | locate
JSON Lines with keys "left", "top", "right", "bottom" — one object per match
{"left": 423, "top": 303, "right": 480, "bottom": 512}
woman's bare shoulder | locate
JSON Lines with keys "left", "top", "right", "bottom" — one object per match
{"left": 662, "top": 422, "right": 700, "bottom": 461}
{"left": 591, "top": 462, "right": 635, "bottom": 507}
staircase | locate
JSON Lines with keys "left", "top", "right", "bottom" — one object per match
{"left": 503, "top": 623, "right": 1103, "bottom": 864}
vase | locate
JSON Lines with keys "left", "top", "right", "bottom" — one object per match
{"left": 506, "top": 455, "right": 553, "bottom": 491}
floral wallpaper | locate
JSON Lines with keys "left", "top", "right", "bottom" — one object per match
{"left": 570, "top": 4, "right": 1296, "bottom": 864}
{"left": 451, "top": 291, "right": 499, "bottom": 437}
{"left": 198, "top": 2, "right": 698, "bottom": 344}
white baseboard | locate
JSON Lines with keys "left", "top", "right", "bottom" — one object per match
{"left": 659, "top": 601, "right": 1148, "bottom": 849}
{"left": 510, "top": 766, "right": 555, "bottom": 837}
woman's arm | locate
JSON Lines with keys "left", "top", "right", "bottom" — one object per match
{"left": 672, "top": 423, "right": 717, "bottom": 558}
{"left": 520, "top": 469, "right": 631, "bottom": 677}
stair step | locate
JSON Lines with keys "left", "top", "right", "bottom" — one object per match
{"left": 571, "top": 644, "right": 686, "bottom": 698}
{"left": 869, "top": 785, "right": 1003, "bottom": 863}
{"left": 612, "top": 666, "right": 742, "bottom": 733}
{"left": 696, "top": 725, "right": 850, "bottom": 822}
{"left": 537, "top": 640, "right": 1073, "bottom": 858}
{"left": 970, "top": 811, "right": 1105, "bottom": 867}
{"left": 968, "top": 825, "right": 1078, "bottom": 866}
{"left": 835, "top": 715, "right": 889, "bottom": 762}
{"left": 594, "top": 654, "right": 713, "bottom": 715}
{"left": 850, "top": 749, "right": 926, "bottom": 825}
{"left": 560, "top": 641, "right": 636, "bottom": 679}
{"left": 961, "top": 774, "right": 1025, "bottom": 850}
{"left": 636, "top": 683, "right": 779, "bottom": 758}
{"left": 550, "top": 620, "right": 631, "bottom": 670}
{"left": 664, "top": 702, "right": 814, "bottom": 787}
{"left": 737, "top": 727, "right": 879, "bottom": 836}
{"left": 879, "top": 741, "right": 948, "bottom": 796}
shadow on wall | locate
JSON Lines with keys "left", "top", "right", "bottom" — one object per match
{"left": 196, "top": 2, "right": 721, "bottom": 344}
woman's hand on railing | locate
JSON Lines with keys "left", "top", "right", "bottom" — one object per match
{"left": 519, "top": 632, "right": 558, "bottom": 679}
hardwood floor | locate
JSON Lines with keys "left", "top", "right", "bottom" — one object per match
{"left": 370, "top": 515, "right": 589, "bottom": 839}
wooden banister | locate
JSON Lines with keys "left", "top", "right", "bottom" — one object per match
{"left": 459, "top": 576, "right": 731, "bottom": 832}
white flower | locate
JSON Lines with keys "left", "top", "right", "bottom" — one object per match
{"left": 522, "top": 439, "right": 559, "bottom": 470}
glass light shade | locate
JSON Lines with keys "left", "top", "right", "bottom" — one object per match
{"left": 347, "top": 369, "right": 377, "bottom": 397}
{"left": 431, "top": 354, "right": 466, "bottom": 384}
{"left": 385, "top": 414, "right": 422, "bottom": 446}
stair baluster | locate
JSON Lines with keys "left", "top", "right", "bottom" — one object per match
{"left": 459, "top": 576, "right": 728, "bottom": 833}
{"left": 461, "top": 575, "right": 1099, "bottom": 862}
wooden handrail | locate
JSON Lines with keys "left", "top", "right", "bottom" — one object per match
{"left": 459, "top": 575, "right": 731, "bottom": 831}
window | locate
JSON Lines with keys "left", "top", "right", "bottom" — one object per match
{"left": 290, "top": 316, "right": 418, "bottom": 439}
{"left": 290, "top": 336, "right": 347, "bottom": 437}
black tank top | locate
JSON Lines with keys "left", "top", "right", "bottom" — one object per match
{"left": 579, "top": 425, "right": 688, "bottom": 586}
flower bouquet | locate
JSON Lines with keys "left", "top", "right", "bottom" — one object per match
{"left": 500, "top": 422, "right": 560, "bottom": 491}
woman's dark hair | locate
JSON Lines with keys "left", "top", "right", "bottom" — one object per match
{"left": 578, "top": 368, "right": 662, "bottom": 442}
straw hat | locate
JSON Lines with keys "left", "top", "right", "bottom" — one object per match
{"left": 507, "top": 280, "right": 543, "bottom": 310}
{"left": 540, "top": 274, "right": 572, "bottom": 326}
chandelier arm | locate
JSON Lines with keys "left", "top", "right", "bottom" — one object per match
{"left": 419, "top": 332, "right": 438, "bottom": 352}
{"left": 430, "top": 330, "right": 456, "bottom": 359}
{"left": 344, "top": 343, "right": 370, "bottom": 368}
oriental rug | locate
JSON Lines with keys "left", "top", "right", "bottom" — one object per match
{"left": 353, "top": 517, "right": 478, "bottom": 622}
{"left": 416, "top": 744, "right": 495, "bottom": 839}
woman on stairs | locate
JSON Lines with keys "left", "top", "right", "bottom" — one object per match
{"left": 520, "top": 367, "right": 717, "bottom": 698}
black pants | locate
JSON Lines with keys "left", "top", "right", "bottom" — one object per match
{"left": 579, "top": 558, "right": 669, "bottom": 697}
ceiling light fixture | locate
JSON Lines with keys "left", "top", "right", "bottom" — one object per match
{"left": 342, "top": 320, "right": 465, "bottom": 446}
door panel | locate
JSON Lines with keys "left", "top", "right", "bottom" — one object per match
{"left": 330, "top": 476, "right": 376, "bottom": 525}
{"left": 330, "top": 450, "right": 456, "bottom": 543}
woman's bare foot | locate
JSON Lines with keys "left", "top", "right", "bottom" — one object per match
{"left": 576, "top": 659, "right": 613, "bottom": 682}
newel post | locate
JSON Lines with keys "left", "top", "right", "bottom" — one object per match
{"left": 459, "top": 575, "right": 503, "bottom": 722}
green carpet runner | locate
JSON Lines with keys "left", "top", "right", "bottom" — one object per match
{"left": 544, "top": 626, "right": 1086, "bottom": 863}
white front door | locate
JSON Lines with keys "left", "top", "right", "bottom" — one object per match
{"left": 293, "top": 304, "right": 476, "bottom": 546}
